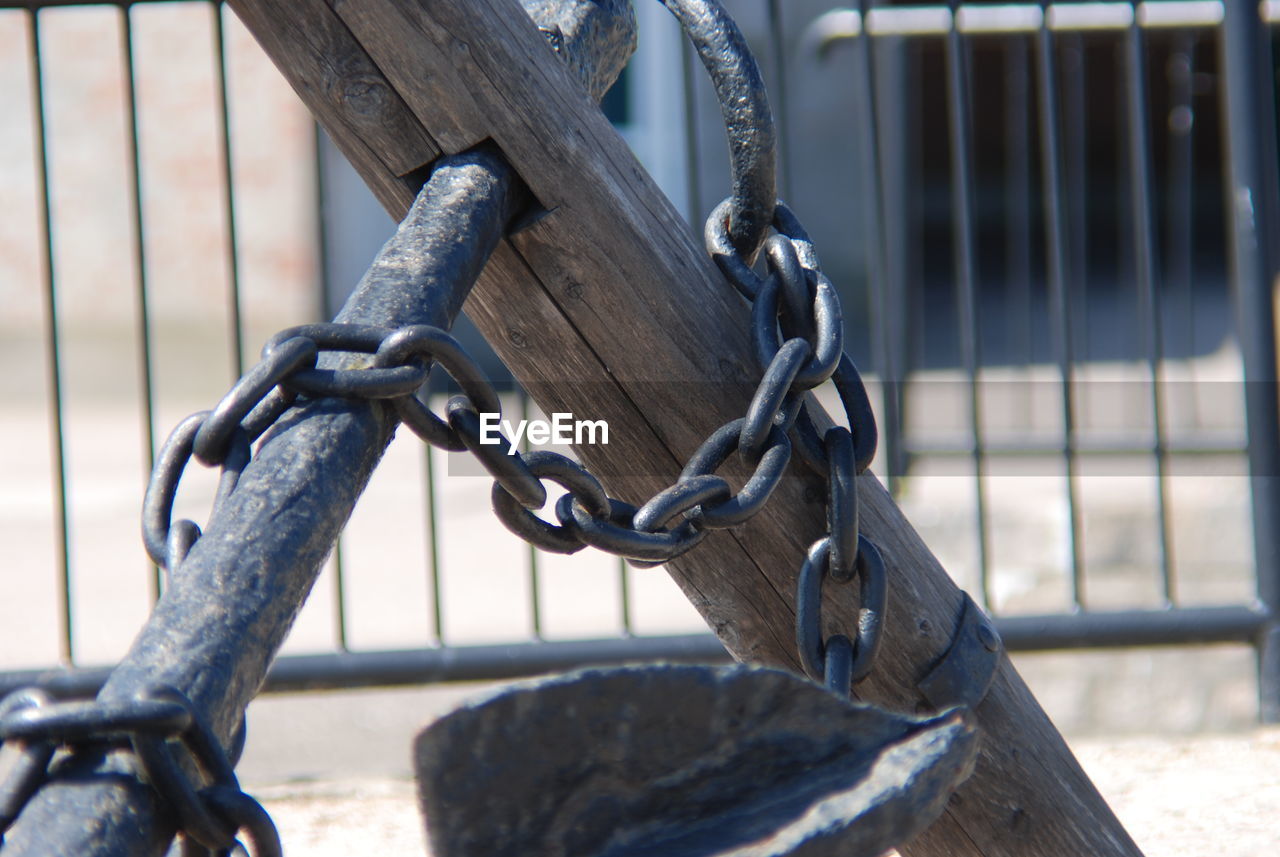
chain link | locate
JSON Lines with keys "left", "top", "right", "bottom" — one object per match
{"left": 0, "top": 686, "right": 280, "bottom": 856}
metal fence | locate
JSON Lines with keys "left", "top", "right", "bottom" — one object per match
{"left": 1, "top": 0, "right": 1278, "bottom": 719}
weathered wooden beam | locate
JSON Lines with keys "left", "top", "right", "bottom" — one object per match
{"left": 225, "top": 1, "right": 1144, "bottom": 855}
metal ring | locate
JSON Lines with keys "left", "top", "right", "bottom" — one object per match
{"left": 448, "top": 400, "right": 546, "bottom": 510}
{"left": 796, "top": 536, "right": 887, "bottom": 684}
{"left": 193, "top": 337, "right": 317, "bottom": 467}
{"left": 680, "top": 419, "right": 792, "bottom": 528}
{"left": 824, "top": 427, "right": 859, "bottom": 583}
{"left": 662, "top": 0, "right": 775, "bottom": 259}
{"left": 380, "top": 326, "right": 503, "bottom": 452}
{"left": 490, "top": 451, "right": 609, "bottom": 555}
{"left": 740, "top": 338, "right": 809, "bottom": 465}
{"left": 789, "top": 352, "right": 879, "bottom": 476}
{"left": 555, "top": 494, "right": 705, "bottom": 563}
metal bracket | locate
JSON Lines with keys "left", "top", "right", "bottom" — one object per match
{"left": 918, "top": 593, "right": 1003, "bottom": 711}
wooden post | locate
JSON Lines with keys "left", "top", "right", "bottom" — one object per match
{"left": 226, "top": 1, "right": 1144, "bottom": 855}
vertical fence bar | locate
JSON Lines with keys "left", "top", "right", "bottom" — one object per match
{"left": 28, "top": 8, "right": 74, "bottom": 665}
{"left": 854, "top": 4, "right": 903, "bottom": 492}
{"left": 1005, "top": 36, "right": 1035, "bottom": 382}
{"left": 424, "top": 437, "right": 445, "bottom": 646}
{"left": 1124, "top": 20, "right": 1175, "bottom": 606}
{"left": 618, "top": 557, "right": 633, "bottom": 635}
{"left": 520, "top": 390, "right": 543, "bottom": 639}
{"left": 1220, "top": 0, "right": 1280, "bottom": 723}
{"left": 311, "top": 122, "right": 349, "bottom": 651}
{"left": 1037, "top": 12, "right": 1086, "bottom": 609}
{"left": 944, "top": 17, "right": 991, "bottom": 605}
{"left": 1165, "top": 31, "right": 1197, "bottom": 409}
{"left": 765, "top": 0, "right": 790, "bottom": 201}
{"left": 118, "top": 5, "right": 161, "bottom": 600}
{"left": 1062, "top": 31, "right": 1090, "bottom": 364}
{"left": 680, "top": 34, "right": 702, "bottom": 223}
{"left": 211, "top": 1, "right": 244, "bottom": 377}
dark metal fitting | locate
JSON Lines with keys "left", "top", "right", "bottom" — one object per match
{"left": 448, "top": 400, "right": 546, "bottom": 510}
{"left": 633, "top": 475, "right": 733, "bottom": 534}
{"left": 491, "top": 451, "right": 609, "bottom": 555}
{"left": 240, "top": 386, "right": 298, "bottom": 444}
{"left": 193, "top": 336, "right": 317, "bottom": 467}
{"left": 555, "top": 494, "right": 705, "bottom": 565}
{"left": 789, "top": 352, "right": 878, "bottom": 476}
{"left": 680, "top": 418, "right": 792, "bottom": 529}
{"left": 740, "top": 338, "right": 810, "bottom": 466}
{"left": 918, "top": 593, "right": 1003, "bottom": 712}
{"left": 796, "top": 536, "right": 887, "bottom": 684}
{"left": 385, "top": 327, "right": 503, "bottom": 452}
{"left": 824, "top": 426, "right": 859, "bottom": 583}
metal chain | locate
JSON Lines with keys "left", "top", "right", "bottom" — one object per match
{"left": 123, "top": 198, "right": 884, "bottom": 699}
{"left": 0, "top": 685, "right": 279, "bottom": 856}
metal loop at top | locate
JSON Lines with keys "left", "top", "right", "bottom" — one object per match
{"left": 705, "top": 200, "right": 815, "bottom": 300}
{"left": 795, "top": 535, "right": 888, "bottom": 687}
{"left": 680, "top": 418, "right": 792, "bottom": 528}
{"left": 661, "top": 0, "right": 775, "bottom": 258}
